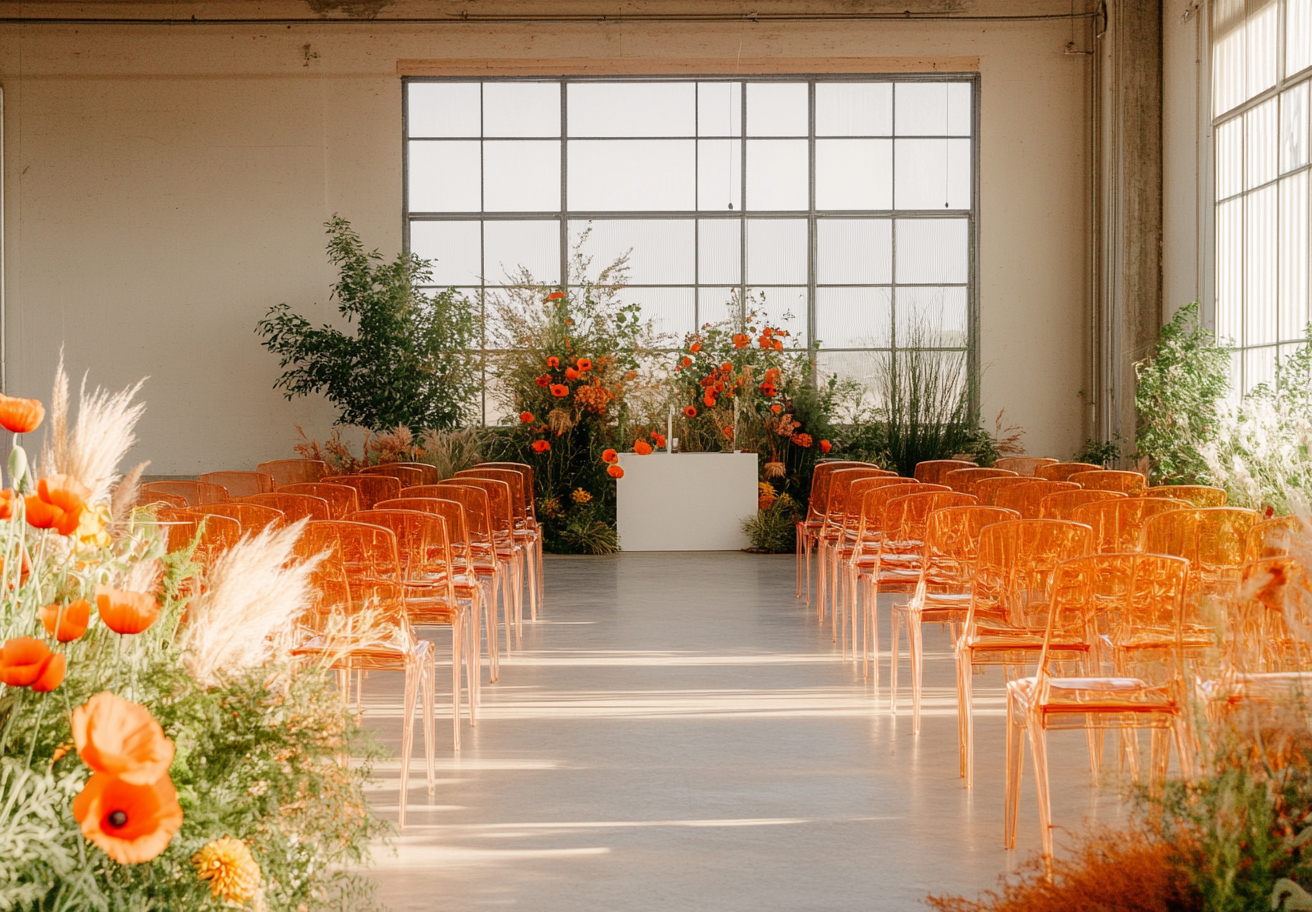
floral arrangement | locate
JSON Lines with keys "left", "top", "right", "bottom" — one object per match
{"left": 0, "top": 363, "right": 384, "bottom": 910}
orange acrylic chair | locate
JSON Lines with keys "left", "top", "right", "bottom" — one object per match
{"left": 135, "top": 490, "right": 187, "bottom": 509}
{"left": 994, "top": 456, "right": 1059, "bottom": 477}
{"left": 257, "top": 458, "right": 330, "bottom": 487}
{"left": 241, "top": 492, "right": 332, "bottom": 522}
{"left": 397, "top": 462, "right": 442, "bottom": 485}
{"left": 1146, "top": 485, "right": 1228, "bottom": 508}
{"left": 359, "top": 464, "right": 427, "bottom": 487}
{"left": 1070, "top": 496, "right": 1190, "bottom": 553}
{"left": 1036, "top": 462, "right": 1102, "bottom": 482}
{"left": 914, "top": 459, "right": 977, "bottom": 486}
{"left": 442, "top": 477, "right": 525, "bottom": 637}
{"left": 199, "top": 471, "right": 275, "bottom": 498}
{"left": 1141, "top": 507, "right": 1260, "bottom": 604}
{"left": 190, "top": 502, "right": 286, "bottom": 533}
{"left": 472, "top": 463, "right": 541, "bottom": 604}
{"left": 821, "top": 468, "right": 909, "bottom": 629}
{"left": 995, "top": 480, "right": 1080, "bottom": 519}
{"left": 157, "top": 509, "right": 243, "bottom": 564}
{"left": 975, "top": 475, "right": 1034, "bottom": 506}
{"left": 427, "top": 482, "right": 519, "bottom": 651}
{"left": 140, "top": 480, "right": 230, "bottom": 506}
{"left": 955, "top": 519, "right": 1093, "bottom": 786}
{"left": 325, "top": 475, "right": 402, "bottom": 510}
{"left": 1244, "top": 515, "right": 1305, "bottom": 561}
{"left": 458, "top": 466, "right": 542, "bottom": 621}
{"left": 943, "top": 467, "right": 1019, "bottom": 497}
{"left": 1006, "top": 552, "right": 1193, "bottom": 865}
{"left": 279, "top": 483, "right": 360, "bottom": 520}
{"left": 889, "top": 503, "right": 1019, "bottom": 730}
{"left": 1067, "top": 470, "right": 1148, "bottom": 495}
{"left": 797, "top": 462, "right": 870, "bottom": 604}
{"left": 1038, "top": 489, "right": 1126, "bottom": 520}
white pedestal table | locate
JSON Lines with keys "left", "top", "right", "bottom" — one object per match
{"left": 615, "top": 452, "right": 759, "bottom": 551}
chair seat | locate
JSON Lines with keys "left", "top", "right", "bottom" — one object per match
{"left": 1011, "top": 674, "right": 1177, "bottom": 716}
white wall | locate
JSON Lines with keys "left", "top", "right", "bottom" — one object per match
{"left": 1, "top": 4, "right": 1092, "bottom": 473}
{"left": 1162, "top": 0, "right": 1206, "bottom": 322}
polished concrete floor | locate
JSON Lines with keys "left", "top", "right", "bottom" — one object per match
{"left": 360, "top": 552, "right": 1130, "bottom": 911}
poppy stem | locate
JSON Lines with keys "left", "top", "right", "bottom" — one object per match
{"left": 25, "top": 695, "right": 46, "bottom": 766}
{"left": 0, "top": 687, "right": 19, "bottom": 756}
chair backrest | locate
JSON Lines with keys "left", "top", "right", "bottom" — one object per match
{"left": 826, "top": 467, "right": 897, "bottom": 525}
{"left": 1070, "top": 496, "right": 1191, "bottom": 553}
{"left": 974, "top": 475, "right": 1034, "bottom": 505}
{"left": 447, "top": 477, "right": 514, "bottom": 537}
{"left": 913, "top": 459, "right": 976, "bottom": 485}
{"left": 993, "top": 456, "right": 1059, "bottom": 477}
{"left": 1038, "top": 489, "right": 1126, "bottom": 520}
{"left": 349, "top": 509, "right": 454, "bottom": 590}
{"left": 278, "top": 483, "right": 360, "bottom": 519}
{"left": 971, "top": 519, "right": 1094, "bottom": 628}
{"left": 852, "top": 483, "right": 925, "bottom": 545}
{"left": 1141, "top": 507, "right": 1260, "bottom": 576}
{"left": 377, "top": 497, "right": 475, "bottom": 569}
{"left": 806, "top": 461, "right": 872, "bottom": 522}
{"left": 157, "top": 508, "right": 242, "bottom": 559}
{"left": 135, "top": 490, "right": 188, "bottom": 509}
{"left": 256, "top": 459, "right": 330, "bottom": 487}
{"left": 302, "top": 520, "right": 402, "bottom": 604}
{"left": 191, "top": 502, "right": 285, "bottom": 533}
{"left": 398, "top": 462, "right": 443, "bottom": 485}
{"left": 140, "top": 480, "right": 230, "bottom": 506}
{"left": 358, "top": 464, "right": 426, "bottom": 486}
{"left": 915, "top": 504, "right": 1021, "bottom": 590}
{"left": 198, "top": 471, "right": 275, "bottom": 498}
{"left": 995, "top": 480, "right": 1081, "bottom": 519}
{"left": 1036, "top": 462, "right": 1102, "bottom": 481}
{"left": 457, "top": 468, "right": 529, "bottom": 526}
{"left": 240, "top": 492, "right": 332, "bottom": 522}
{"left": 478, "top": 462, "right": 537, "bottom": 520}
{"left": 845, "top": 477, "right": 918, "bottom": 535}
{"left": 324, "top": 475, "right": 402, "bottom": 509}
{"left": 1244, "top": 515, "right": 1305, "bottom": 562}
{"left": 1066, "top": 470, "right": 1147, "bottom": 495}
{"left": 426, "top": 484, "right": 495, "bottom": 545}
{"left": 942, "top": 467, "right": 1018, "bottom": 496}
{"left": 1145, "top": 485, "right": 1228, "bottom": 508}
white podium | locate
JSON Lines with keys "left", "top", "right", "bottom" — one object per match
{"left": 615, "top": 452, "right": 759, "bottom": 551}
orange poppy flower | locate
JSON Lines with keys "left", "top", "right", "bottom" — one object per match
{"left": 791, "top": 433, "right": 813, "bottom": 448}
{"left": 607, "top": 465, "right": 625, "bottom": 479}
{"left": 72, "top": 692, "right": 176, "bottom": 785}
{"left": 546, "top": 356, "right": 560, "bottom": 368}
{"left": 690, "top": 342, "right": 702, "bottom": 353}
{"left": 550, "top": 384, "right": 569, "bottom": 398}
{"left": 634, "top": 441, "right": 653, "bottom": 455}
{"left": 773, "top": 340, "right": 783, "bottom": 351}
{"left": 546, "top": 291, "right": 566, "bottom": 301}
{"left": 41, "top": 598, "right": 91, "bottom": 643}
{"left": 531, "top": 440, "right": 551, "bottom": 454}
{"left": 0, "top": 488, "right": 12, "bottom": 521}
{"left": 732, "top": 334, "right": 750, "bottom": 349}
{"left": 535, "top": 375, "right": 551, "bottom": 387}
{"left": 771, "top": 404, "right": 782, "bottom": 414}
{"left": 25, "top": 475, "right": 90, "bottom": 536}
{"left": 72, "top": 772, "right": 184, "bottom": 864}
{"left": 703, "top": 393, "right": 717, "bottom": 409}
{"left": 32, "top": 653, "right": 66, "bottom": 692}
{"left": 683, "top": 406, "right": 697, "bottom": 418}
{"left": 652, "top": 433, "right": 667, "bottom": 448}
{"left": 601, "top": 449, "right": 619, "bottom": 465}
{"left": 720, "top": 362, "right": 733, "bottom": 373}
{"left": 519, "top": 411, "right": 534, "bottom": 424}
{"left": 758, "top": 336, "right": 771, "bottom": 349}
{"left": 0, "top": 637, "right": 60, "bottom": 688}
{"left": 820, "top": 439, "right": 832, "bottom": 454}
{"left": 680, "top": 357, "right": 692, "bottom": 368}
{"left": 95, "top": 585, "right": 160, "bottom": 636}
{"left": 760, "top": 383, "right": 778, "bottom": 397}
{"left": 0, "top": 394, "right": 45, "bottom": 434}
{"left": 576, "top": 358, "right": 593, "bottom": 371}
{"left": 565, "top": 367, "right": 580, "bottom": 381}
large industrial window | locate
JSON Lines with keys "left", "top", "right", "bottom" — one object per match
{"left": 403, "top": 76, "right": 977, "bottom": 423}
{"left": 1213, "top": 0, "right": 1312, "bottom": 393}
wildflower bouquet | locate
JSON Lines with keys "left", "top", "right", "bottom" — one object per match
{"left": 0, "top": 363, "right": 384, "bottom": 910}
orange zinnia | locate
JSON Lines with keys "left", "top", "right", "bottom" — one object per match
{"left": 791, "top": 433, "right": 813, "bottom": 448}
{"left": 73, "top": 772, "right": 184, "bottom": 865}
{"left": 26, "top": 475, "right": 91, "bottom": 536}
{"left": 41, "top": 598, "right": 91, "bottom": 642}
{"left": 519, "top": 411, "right": 534, "bottom": 423}
{"left": 550, "top": 384, "right": 569, "bottom": 398}
{"left": 96, "top": 585, "right": 160, "bottom": 636}
{"left": 732, "top": 334, "right": 749, "bottom": 349}
{"left": 0, "top": 394, "right": 45, "bottom": 434}
{"left": 683, "top": 406, "right": 697, "bottom": 418}
{"left": 601, "top": 449, "right": 619, "bottom": 464}
{"left": 634, "top": 441, "right": 653, "bottom": 455}
{"left": 72, "top": 692, "right": 176, "bottom": 785}
{"left": 576, "top": 358, "right": 593, "bottom": 371}
{"left": 531, "top": 440, "right": 551, "bottom": 453}
{"left": 0, "top": 637, "right": 60, "bottom": 688}
{"left": 607, "top": 465, "right": 624, "bottom": 479}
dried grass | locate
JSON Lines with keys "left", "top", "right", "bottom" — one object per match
{"left": 108, "top": 461, "right": 149, "bottom": 521}
{"left": 418, "top": 427, "right": 492, "bottom": 479}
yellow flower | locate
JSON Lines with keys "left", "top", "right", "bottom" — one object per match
{"left": 193, "top": 836, "right": 261, "bottom": 905}
{"left": 571, "top": 488, "right": 593, "bottom": 505}
{"left": 77, "top": 503, "right": 111, "bottom": 548}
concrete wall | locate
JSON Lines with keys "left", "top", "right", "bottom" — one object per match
{"left": 0, "top": 2, "right": 1093, "bottom": 473}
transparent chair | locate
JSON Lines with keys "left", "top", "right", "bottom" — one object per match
{"left": 157, "top": 509, "right": 243, "bottom": 564}
{"left": 1145, "top": 485, "right": 1228, "bottom": 507}
{"left": 135, "top": 490, "right": 187, "bottom": 509}
{"left": 190, "top": 502, "right": 286, "bottom": 533}
{"left": 1070, "top": 496, "right": 1190, "bottom": 553}
{"left": 796, "top": 462, "right": 868, "bottom": 604}
{"left": 459, "top": 466, "right": 542, "bottom": 621}
{"left": 1006, "top": 552, "right": 1193, "bottom": 864}
{"left": 256, "top": 458, "right": 330, "bottom": 487}
{"left": 994, "top": 457, "right": 1059, "bottom": 477}
{"left": 397, "top": 463, "right": 442, "bottom": 485}
{"left": 914, "top": 460, "right": 977, "bottom": 485}
{"left": 943, "top": 467, "right": 1019, "bottom": 497}
{"left": 426, "top": 483, "right": 518, "bottom": 652}
{"left": 889, "top": 503, "right": 1018, "bottom": 730}
{"left": 956, "top": 519, "right": 1093, "bottom": 786}
{"left": 1038, "top": 489, "right": 1126, "bottom": 520}
{"left": 279, "top": 483, "right": 360, "bottom": 519}
{"left": 1066, "top": 470, "right": 1148, "bottom": 495}
{"left": 1244, "top": 515, "right": 1305, "bottom": 562}
{"left": 359, "top": 464, "right": 426, "bottom": 486}
{"left": 199, "top": 471, "right": 275, "bottom": 498}
{"left": 1141, "top": 507, "right": 1260, "bottom": 603}
{"left": 443, "top": 477, "right": 525, "bottom": 642}
{"left": 975, "top": 475, "right": 1034, "bottom": 506}
{"left": 821, "top": 468, "right": 908, "bottom": 630}
{"left": 140, "top": 480, "right": 230, "bottom": 506}
{"left": 1035, "top": 462, "right": 1102, "bottom": 482}
{"left": 995, "top": 480, "right": 1080, "bottom": 519}
{"left": 468, "top": 463, "right": 543, "bottom": 611}
{"left": 325, "top": 475, "right": 402, "bottom": 509}
{"left": 241, "top": 492, "right": 332, "bottom": 522}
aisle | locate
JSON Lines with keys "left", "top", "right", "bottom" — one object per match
{"left": 363, "top": 553, "right": 1125, "bottom": 911}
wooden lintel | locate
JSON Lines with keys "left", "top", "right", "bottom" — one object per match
{"left": 397, "top": 57, "right": 981, "bottom": 77}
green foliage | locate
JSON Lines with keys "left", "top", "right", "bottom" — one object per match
{"left": 257, "top": 216, "right": 481, "bottom": 431}
{"left": 1074, "top": 438, "right": 1122, "bottom": 467}
{"left": 547, "top": 501, "right": 619, "bottom": 555}
{"left": 1134, "top": 302, "right": 1232, "bottom": 483}
{"left": 743, "top": 495, "right": 799, "bottom": 553}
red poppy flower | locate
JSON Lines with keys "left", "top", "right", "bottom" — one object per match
{"left": 25, "top": 475, "right": 91, "bottom": 536}
{"left": 680, "top": 357, "right": 692, "bottom": 368}
{"left": 547, "top": 356, "right": 560, "bottom": 369}
{"left": 722, "top": 426, "right": 735, "bottom": 439}
{"left": 546, "top": 291, "right": 566, "bottom": 301}
{"left": 576, "top": 358, "right": 593, "bottom": 371}
{"left": 732, "top": 334, "right": 750, "bottom": 349}
{"left": 72, "top": 772, "right": 184, "bottom": 865}
{"left": 758, "top": 336, "right": 771, "bottom": 349}
{"left": 683, "top": 406, "right": 697, "bottom": 418}
{"left": 791, "top": 433, "right": 813, "bottom": 448}
{"left": 565, "top": 367, "right": 580, "bottom": 381}
{"left": 532, "top": 440, "right": 551, "bottom": 454}
{"left": 760, "top": 383, "right": 777, "bottom": 397}
{"left": 550, "top": 384, "right": 570, "bottom": 398}
{"left": 41, "top": 598, "right": 91, "bottom": 643}
{"left": 652, "top": 433, "right": 667, "bottom": 448}
{"left": 690, "top": 342, "right": 702, "bottom": 353}
{"left": 520, "top": 411, "right": 535, "bottom": 424}
{"left": 0, "top": 395, "right": 45, "bottom": 434}
{"left": 601, "top": 449, "right": 619, "bottom": 464}
{"left": 607, "top": 465, "right": 625, "bottom": 479}
{"left": 634, "top": 441, "right": 653, "bottom": 455}
{"left": 96, "top": 586, "right": 160, "bottom": 636}
{"left": 535, "top": 375, "right": 551, "bottom": 387}
{"left": 820, "top": 439, "right": 832, "bottom": 454}
{"left": 703, "top": 393, "right": 717, "bottom": 409}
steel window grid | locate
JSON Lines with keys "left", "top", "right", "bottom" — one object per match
{"left": 402, "top": 74, "right": 980, "bottom": 423}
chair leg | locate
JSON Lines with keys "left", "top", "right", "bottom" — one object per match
{"left": 911, "top": 614, "right": 926, "bottom": 736}
{"left": 451, "top": 616, "right": 463, "bottom": 752}
{"left": 840, "top": 564, "right": 849, "bottom": 658}
{"left": 816, "top": 540, "right": 828, "bottom": 622}
{"left": 890, "top": 607, "right": 902, "bottom": 716}
{"left": 796, "top": 524, "right": 804, "bottom": 599}
{"left": 1027, "top": 718, "right": 1054, "bottom": 870}
{"left": 399, "top": 660, "right": 420, "bottom": 830}
{"left": 869, "top": 580, "right": 881, "bottom": 691}
{"left": 1004, "top": 687, "right": 1024, "bottom": 849}
{"left": 483, "top": 581, "right": 500, "bottom": 683}
{"left": 957, "top": 649, "right": 975, "bottom": 786}
{"left": 465, "top": 611, "right": 479, "bottom": 725}
{"left": 804, "top": 532, "right": 814, "bottom": 606}
{"left": 526, "top": 538, "right": 540, "bottom": 622}
{"left": 423, "top": 649, "right": 436, "bottom": 796}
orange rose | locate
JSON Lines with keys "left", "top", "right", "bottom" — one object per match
{"left": 41, "top": 598, "right": 91, "bottom": 643}
{"left": 550, "top": 384, "right": 569, "bottom": 398}
{"left": 0, "top": 394, "right": 45, "bottom": 434}
{"left": 607, "top": 465, "right": 625, "bottom": 479}
{"left": 72, "top": 772, "right": 183, "bottom": 864}
{"left": 519, "top": 411, "right": 534, "bottom": 423}
{"left": 95, "top": 585, "right": 160, "bottom": 636}
{"left": 601, "top": 449, "right": 619, "bottom": 464}
{"left": 576, "top": 358, "right": 593, "bottom": 371}
{"left": 25, "top": 475, "right": 91, "bottom": 536}
{"left": 732, "top": 334, "right": 749, "bottom": 349}
{"left": 72, "top": 692, "right": 176, "bottom": 785}
{"left": 683, "top": 406, "right": 697, "bottom": 418}
{"left": 634, "top": 441, "right": 653, "bottom": 455}
{"left": 0, "top": 637, "right": 63, "bottom": 689}
{"left": 531, "top": 440, "right": 551, "bottom": 453}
